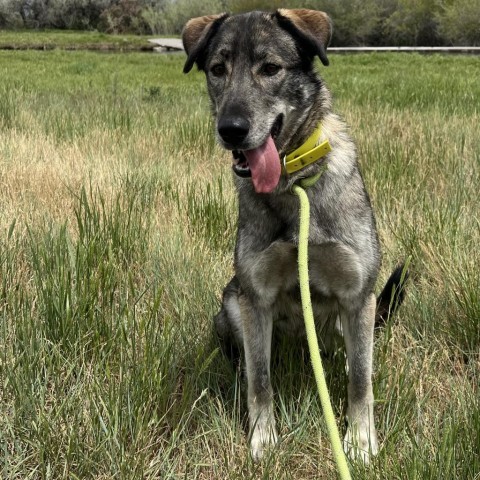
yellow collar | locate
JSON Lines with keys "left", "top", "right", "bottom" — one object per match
{"left": 283, "top": 123, "right": 331, "bottom": 175}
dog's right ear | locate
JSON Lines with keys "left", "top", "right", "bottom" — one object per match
{"left": 182, "top": 13, "right": 229, "bottom": 73}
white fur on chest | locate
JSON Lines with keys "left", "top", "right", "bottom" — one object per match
{"left": 242, "top": 240, "right": 364, "bottom": 323}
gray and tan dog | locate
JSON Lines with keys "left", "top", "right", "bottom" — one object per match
{"left": 182, "top": 9, "right": 406, "bottom": 463}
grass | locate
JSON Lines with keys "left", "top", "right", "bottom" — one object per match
{"left": 0, "top": 29, "right": 160, "bottom": 51}
{"left": 0, "top": 45, "right": 479, "bottom": 479}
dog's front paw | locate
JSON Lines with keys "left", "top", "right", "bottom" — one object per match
{"left": 250, "top": 424, "right": 278, "bottom": 462}
{"left": 343, "top": 423, "right": 378, "bottom": 464}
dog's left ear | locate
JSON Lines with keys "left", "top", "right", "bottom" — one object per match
{"left": 275, "top": 9, "right": 332, "bottom": 66}
{"left": 182, "top": 13, "right": 229, "bottom": 73}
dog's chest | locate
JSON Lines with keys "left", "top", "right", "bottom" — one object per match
{"left": 243, "top": 239, "right": 363, "bottom": 309}
{"left": 249, "top": 241, "right": 340, "bottom": 338}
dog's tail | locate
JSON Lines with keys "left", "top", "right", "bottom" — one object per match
{"left": 375, "top": 264, "right": 409, "bottom": 328}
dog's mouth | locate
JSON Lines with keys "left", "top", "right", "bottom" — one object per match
{"left": 231, "top": 150, "right": 251, "bottom": 178}
{"left": 232, "top": 114, "right": 283, "bottom": 180}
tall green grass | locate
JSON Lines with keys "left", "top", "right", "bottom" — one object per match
{"left": 0, "top": 29, "right": 156, "bottom": 50}
{"left": 0, "top": 48, "right": 479, "bottom": 478}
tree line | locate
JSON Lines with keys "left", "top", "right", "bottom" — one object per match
{"left": 1, "top": 0, "right": 479, "bottom": 46}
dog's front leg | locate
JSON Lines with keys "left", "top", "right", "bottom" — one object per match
{"left": 239, "top": 294, "right": 278, "bottom": 462}
{"left": 341, "top": 293, "right": 378, "bottom": 463}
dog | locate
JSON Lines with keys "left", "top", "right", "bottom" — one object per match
{"left": 182, "top": 9, "right": 406, "bottom": 463}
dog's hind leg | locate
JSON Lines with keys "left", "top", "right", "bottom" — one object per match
{"left": 341, "top": 293, "right": 378, "bottom": 463}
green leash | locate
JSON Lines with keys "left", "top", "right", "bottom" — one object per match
{"left": 292, "top": 171, "right": 352, "bottom": 480}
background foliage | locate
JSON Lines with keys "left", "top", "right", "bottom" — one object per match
{"left": 0, "top": 0, "right": 480, "bottom": 45}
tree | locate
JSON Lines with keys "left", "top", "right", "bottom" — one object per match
{"left": 436, "top": 0, "right": 480, "bottom": 45}
{"left": 0, "top": 0, "right": 26, "bottom": 27}
{"left": 383, "top": 0, "right": 441, "bottom": 45}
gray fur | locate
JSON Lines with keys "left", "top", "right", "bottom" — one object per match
{"left": 182, "top": 9, "right": 397, "bottom": 463}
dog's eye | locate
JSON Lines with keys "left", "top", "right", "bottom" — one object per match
{"left": 211, "top": 64, "right": 226, "bottom": 77}
{"left": 261, "top": 63, "right": 281, "bottom": 76}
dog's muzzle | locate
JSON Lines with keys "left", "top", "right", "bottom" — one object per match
{"left": 231, "top": 114, "right": 283, "bottom": 178}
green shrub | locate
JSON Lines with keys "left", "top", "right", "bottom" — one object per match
{"left": 436, "top": 0, "right": 480, "bottom": 45}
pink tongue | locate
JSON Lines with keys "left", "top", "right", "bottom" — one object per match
{"left": 243, "top": 136, "right": 281, "bottom": 193}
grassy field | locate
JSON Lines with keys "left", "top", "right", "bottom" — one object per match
{"left": 0, "top": 47, "right": 479, "bottom": 479}
{"left": 0, "top": 30, "right": 157, "bottom": 51}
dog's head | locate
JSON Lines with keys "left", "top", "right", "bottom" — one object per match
{"left": 182, "top": 9, "right": 332, "bottom": 193}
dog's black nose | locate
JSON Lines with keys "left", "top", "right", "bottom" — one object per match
{"left": 218, "top": 116, "right": 250, "bottom": 145}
